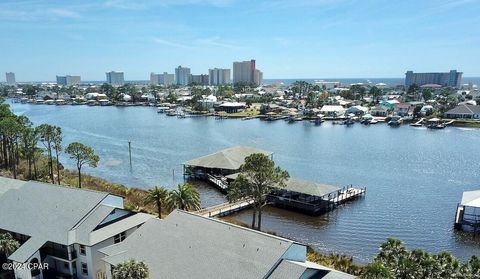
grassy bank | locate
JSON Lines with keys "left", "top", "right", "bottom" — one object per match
{"left": 449, "top": 119, "right": 480, "bottom": 128}
{"left": 0, "top": 158, "right": 161, "bottom": 216}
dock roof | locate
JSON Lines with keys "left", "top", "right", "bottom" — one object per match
{"left": 282, "top": 178, "right": 341, "bottom": 197}
{"left": 461, "top": 190, "right": 480, "bottom": 207}
{"left": 184, "top": 146, "right": 272, "bottom": 170}
{"left": 226, "top": 174, "right": 340, "bottom": 197}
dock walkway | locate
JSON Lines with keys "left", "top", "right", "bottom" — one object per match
{"left": 195, "top": 199, "right": 254, "bottom": 217}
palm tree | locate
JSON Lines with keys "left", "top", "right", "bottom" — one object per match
{"left": 112, "top": 259, "right": 149, "bottom": 279}
{"left": 0, "top": 233, "right": 20, "bottom": 259}
{"left": 144, "top": 186, "right": 169, "bottom": 219}
{"left": 167, "top": 183, "right": 200, "bottom": 211}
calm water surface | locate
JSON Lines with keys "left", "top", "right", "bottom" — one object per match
{"left": 9, "top": 101, "right": 480, "bottom": 263}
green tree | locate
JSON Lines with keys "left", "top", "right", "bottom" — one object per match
{"left": 65, "top": 142, "right": 99, "bottom": 188}
{"left": 145, "top": 186, "right": 169, "bottom": 218}
{"left": 37, "top": 124, "right": 57, "bottom": 183}
{"left": 167, "top": 183, "right": 200, "bottom": 211}
{"left": 112, "top": 259, "right": 149, "bottom": 279}
{"left": 227, "top": 153, "right": 289, "bottom": 230}
{"left": 369, "top": 86, "right": 382, "bottom": 103}
{"left": 0, "top": 232, "right": 20, "bottom": 259}
{"left": 52, "top": 127, "right": 63, "bottom": 184}
{"left": 422, "top": 89, "right": 432, "bottom": 101}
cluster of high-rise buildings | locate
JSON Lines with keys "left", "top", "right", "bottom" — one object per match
{"left": 3, "top": 59, "right": 264, "bottom": 87}
{"left": 150, "top": 59, "right": 262, "bottom": 87}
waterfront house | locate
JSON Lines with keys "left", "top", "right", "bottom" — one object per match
{"left": 0, "top": 177, "right": 154, "bottom": 279}
{"left": 345, "top": 105, "right": 368, "bottom": 116}
{"left": 445, "top": 104, "right": 480, "bottom": 119}
{"left": 394, "top": 103, "right": 413, "bottom": 117}
{"left": 370, "top": 105, "right": 388, "bottom": 117}
{"left": 320, "top": 105, "right": 346, "bottom": 117}
{"left": 99, "top": 210, "right": 355, "bottom": 279}
{"left": 217, "top": 102, "right": 246, "bottom": 113}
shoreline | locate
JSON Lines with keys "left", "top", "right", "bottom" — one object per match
{"left": 11, "top": 99, "right": 480, "bottom": 128}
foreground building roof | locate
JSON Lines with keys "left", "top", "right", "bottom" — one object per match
{"left": 0, "top": 178, "right": 154, "bottom": 263}
{"left": 100, "top": 210, "right": 355, "bottom": 279}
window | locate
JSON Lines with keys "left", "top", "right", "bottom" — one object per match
{"left": 79, "top": 245, "right": 86, "bottom": 256}
{"left": 113, "top": 232, "right": 126, "bottom": 244}
{"left": 30, "top": 258, "right": 41, "bottom": 277}
{"left": 81, "top": 263, "right": 88, "bottom": 275}
{"left": 64, "top": 262, "right": 69, "bottom": 269}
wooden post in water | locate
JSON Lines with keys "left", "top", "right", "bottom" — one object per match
{"left": 128, "top": 141, "right": 132, "bottom": 167}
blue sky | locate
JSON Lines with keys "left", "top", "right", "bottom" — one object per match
{"left": 1, "top": 0, "right": 479, "bottom": 81}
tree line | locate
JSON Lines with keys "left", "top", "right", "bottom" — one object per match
{"left": 0, "top": 98, "right": 99, "bottom": 188}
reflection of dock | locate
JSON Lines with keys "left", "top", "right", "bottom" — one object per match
{"left": 195, "top": 199, "right": 254, "bottom": 217}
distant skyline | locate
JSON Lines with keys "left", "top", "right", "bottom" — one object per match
{"left": 1, "top": 0, "right": 479, "bottom": 82}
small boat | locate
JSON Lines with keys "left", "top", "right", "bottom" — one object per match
{"left": 410, "top": 123, "right": 422, "bottom": 127}
{"left": 369, "top": 119, "right": 378, "bottom": 124}
{"left": 166, "top": 109, "right": 177, "bottom": 116}
{"left": 388, "top": 116, "right": 402, "bottom": 127}
{"left": 343, "top": 118, "right": 354, "bottom": 125}
{"left": 427, "top": 123, "right": 445, "bottom": 129}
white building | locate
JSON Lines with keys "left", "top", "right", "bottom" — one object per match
{"left": 5, "top": 72, "right": 15, "bottom": 85}
{"left": 175, "top": 66, "right": 191, "bottom": 86}
{"left": 106, "top": 71, "right": 124, "bottom": 86}
{"left": 254, "top": 69, "right": 263, "bottom": 86}
{"left": 151, "top": 72, "right": 175, "bottom": 86}
{"left": 233, "top": 59, "right": 259, "bottom": 85}
{"left": 56, "top": 75, "right": 81, "bottom": 86}
{"left": 0, "top": 177, "right": 154, "bottom": 279}
{"left": 208, "top": 68, "right": 231, "bottom": 85}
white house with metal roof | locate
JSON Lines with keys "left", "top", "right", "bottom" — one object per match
{"left": 0, "top": 177, "right": 155, "bottom": 279}
{"left": 99, "top": 210, "right": 355, "bottom": 279}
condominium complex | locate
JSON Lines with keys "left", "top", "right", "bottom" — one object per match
{"left": 106, "top": 71, "right": 125, "bottom": 86}
{"left": 191, "top": 74, "right": 209, "bottom": 86}
{"left": 208, "top": 68, "right": 231, "bottom": 85}
{"left": 405, "top": 70, "right": 462, "bottom": 88}
{"left": 0, "top": 177, "right": 354, "bottom": 279}
{"left": 150, "top": 72, "right": 175, "bottom": 86}
{"left": 56, "top": 75, "right": 81, "bottom": 86}
{"left": 233, "top": 59, "right": 262, "bottom": 85}
{"left": 5, "top": 72, "right": 15, "bottom": 85}
{"left": 175, "top": 66, "right": 191, "bottom": 86}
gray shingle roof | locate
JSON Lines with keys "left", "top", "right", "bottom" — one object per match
{"left": 0, "top": 180, "right": 109, "bottom": 262}
{"left": 446, "top": 104, "right": 480, "bottom": 115}
{"left": 269, "top": 260, "right": 356, "bottom": 279}
{"left": 282, "top": 178, "right": 340, "bottom": 197}
{"left": 184, "top": 146, "right": 273, "bottom": 170}
{"left": 225, "top": 175, "right": 340, "bottom": 197}
{"left": 72, "top": 205, "right": 115, "bottom": 245}
{"left": 0, "top": 176, "right": 27, "bottom": 197}
{"left": 100, "top": 210, "right": 296, "bottom": 279}
{"left": 88, "top": 213, "right": 154, "bottom": 245}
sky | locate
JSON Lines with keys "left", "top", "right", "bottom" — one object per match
{"left": 1, "top": 0, "right": 479, "bottom": 81}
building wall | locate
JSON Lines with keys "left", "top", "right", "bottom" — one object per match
{"left": 106, "top": 72, "right": 124, "bottom": 86}
{"left": 175, "top": 66, "right": 191, "bottom": 86}
{"left": 14, "top": 250, "right": 43, "bottom": 279}
{"left": 209, "top": 68, "right": 231, "bottom": 85}
{"left": 405, "top": 70, "right": 462, "bottom": 88}
{"left": 6, "top": 72, "right": 16, "bottom": 85}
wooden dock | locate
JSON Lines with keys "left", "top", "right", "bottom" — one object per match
{"left": 331, "top": 187, "right": 366, "bottom": 204}
{"left": 195, "top": 199, "right": 254, "bottom": 217}
{"left": 207, "top": 174, "right": 229, "bottom": 192}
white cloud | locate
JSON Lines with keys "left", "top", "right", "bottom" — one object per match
{"left": 153, "top": 38, "right": 192, "bottom": 49}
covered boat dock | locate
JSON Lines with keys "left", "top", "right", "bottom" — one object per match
{"left": 183, "top": 146, "right": 273, "bottom": 191}
{"left": 454, "top": 190, "right": 480, "bottom": 232}
{"left": 226, "top": 174, "right": 365, "bottom": 215}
